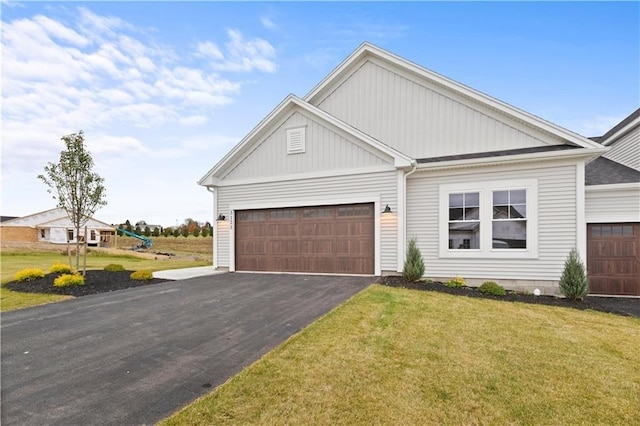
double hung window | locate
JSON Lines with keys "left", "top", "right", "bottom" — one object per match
{"left": 440, "top": 179, "right": 537, "bottom": 258}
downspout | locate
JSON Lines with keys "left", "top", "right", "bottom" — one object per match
{"left": 207, "top": 186, "right": 217, "bottom": 269}
{"left": 401, "top": 161, "right": 418, "bottom": 269}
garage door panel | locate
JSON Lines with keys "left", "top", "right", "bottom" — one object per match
{"left": 266, "top": 240, "right": 299, "bottom": 254}
{"left": 236, "top": 204, "right": 374, "bottom": 274}
{"left": 587, "top": 223, "right": 640, "bottom": 296}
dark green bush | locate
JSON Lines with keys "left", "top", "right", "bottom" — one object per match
{"left": 559, "top": 248, "right": 589, "bottom": 300}
{"left": 479, "top": 281, "right": 506, "bottom": 296}
{"left": 402, "top": 237, "right": 425, "bottom": 282}
{"left": 130, "top": 269, "right": 153, "bottom": 281}
{"left": 104, "top": 263, "right": 125, "bottom": 272}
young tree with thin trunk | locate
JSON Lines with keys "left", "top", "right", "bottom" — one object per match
{"left": 38, "top": 131, "right": 107, "bottom": 275}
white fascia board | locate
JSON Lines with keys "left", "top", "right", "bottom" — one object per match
{"left": 198, "top": 94, "right": 413, "bottom": 187}
{"left": 415, "top": 147, "right": 608, "bottom": 172}
{"left": 215, "top": 165, "right": 396, "bottom": 188}
{"left": 600, "top": 116, "right": 640, "bottom": 146}
{"left": 305, "top": 43, "right": 602, "bottom": 151}
{"left": 585, "top": 182, "right": 640, "bottom": 192}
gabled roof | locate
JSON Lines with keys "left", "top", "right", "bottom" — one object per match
{"left": 0, "top": 207, "right": 114, "bottom": 229}
{"left": 198, "top": 95, "right": 413, "bottom": 186}
{"left": 305, "top": 42, "right": 605, "bottom": 152}
{"left": 585, "top": 157, "right": 640, "bottom": 186}
{"left": 596, "top": 107, "right": 640, "bottom": 146}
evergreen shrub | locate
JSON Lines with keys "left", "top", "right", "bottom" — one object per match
{"left": 559, "top": 248, "right": 589, "bottom": 300}
{"left": 403, "top": 237, "right": 425, "bottom": 282}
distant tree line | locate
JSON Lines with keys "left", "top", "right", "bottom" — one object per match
{"left": 116, "top": 218, "right": 213, "bottom": 237}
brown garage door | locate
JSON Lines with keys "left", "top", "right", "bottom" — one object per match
{"left": 587, "top": 223, "right": 640, "bottom": 296}
{"left": 235, "top": 203, "right": 374, "bottom": 274}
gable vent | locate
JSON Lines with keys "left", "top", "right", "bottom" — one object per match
{"left": 287, "top": 126, "right": 306, "bottom": 154}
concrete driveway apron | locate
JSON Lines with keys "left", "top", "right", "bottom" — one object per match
{"left": 1, "top": 273, "right": 371, "bottom": 425}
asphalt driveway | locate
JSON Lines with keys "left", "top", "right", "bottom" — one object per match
{"left": 1, "top": 273, "right": 372, "bottom": 425}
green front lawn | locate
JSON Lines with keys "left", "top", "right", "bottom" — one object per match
{"left": 162, "top": 285, "right": 640, "bottom": 425}
{"left": 1, "top": 251, "right": 210, "bottom": 311}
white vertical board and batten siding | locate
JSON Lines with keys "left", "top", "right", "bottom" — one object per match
{"left": 603, "top": 128, "right": 640, "bottom": 171}
{"left": 222, "top": 111, "right": 391, "bottom": 181}
{"left": 216, "top": 171, "right": 398, "bottom": 272}
{"left": 316, "top": 60, "right": 564, "bottom": 159}
{"left": 406, "top": 162, "right": 578, "bottom": 281}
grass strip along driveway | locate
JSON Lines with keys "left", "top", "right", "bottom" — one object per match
{"left": 163, "top": 285, "right": 640, "bottom": 425}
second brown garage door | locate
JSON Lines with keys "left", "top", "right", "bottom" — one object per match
{"left": 235, "top": 203, "right": 374, "bottom": 274}
{"left": 587, "top": 223, "right": 640, "bottom": 296}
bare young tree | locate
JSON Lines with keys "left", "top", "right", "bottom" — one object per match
{"left": 38, "top": 131, "right": 107, "bottom": 275}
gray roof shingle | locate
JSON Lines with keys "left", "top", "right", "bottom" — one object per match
{"left": 585, "top": 157, "right": 640, "bottom": 186}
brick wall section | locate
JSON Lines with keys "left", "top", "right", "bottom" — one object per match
{"left": 0, "top": 226, "right": 39, "bottom": 242}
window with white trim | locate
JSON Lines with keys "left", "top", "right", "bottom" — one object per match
{"left": 492, "top": 189, "right": 527, "bottom": 249}
{"left": 439, "top": 179, "right": 538, "bottom": 258}
{"left": 448, "top": 192, "right": 480, "bottom": 249}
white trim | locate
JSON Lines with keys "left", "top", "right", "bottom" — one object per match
{"left": 305, "top": 42, "right": 603, "bottom": 151}
{"left": 215, "top": 165, "right": 396, "bottom": 187}
{"left": 585, "top": 182, "right": 640, "bottom": 192}
{"left": 212, "top": 188, "right": 219, "bottom": 269}
{"left": 601, "top": 115, "right": 640, "bottom": 146}
{"left": 396, "top": 170, "right": 404, "bottom": 272}
{"left": 438, "top": 179, "right": 539, "bottom": 259}
{"left": 575, "top": 161, "right": 587, "bottom": 261}
{"left": 416, "top": 147, "right": 607, "bottom": 173}
{"left": 228, "top": 195, "right": 382, "bottom": 276}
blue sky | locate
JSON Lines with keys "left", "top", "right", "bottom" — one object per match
{"left": 2, "top": 1, "right": 638, "bottom": 227}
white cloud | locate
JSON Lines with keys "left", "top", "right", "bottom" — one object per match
{"left": 260, "top": 16, "right": 277, "bottom": 30}
{"left": 1, "top": 7, "right": 277, "bottom": 184}
{"left": 200, "top": 29, "right": 277, "bottom": 73}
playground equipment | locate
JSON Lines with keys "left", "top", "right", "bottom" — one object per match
{"left": 117, "top": 228, "right": 152, "bottom": 249}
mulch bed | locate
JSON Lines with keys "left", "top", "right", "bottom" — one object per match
{"left": 377, "top": 276, "right": 640, "bottom": 318}
{"left": 6, "top": 271, "right": 638, "bottom": 319}
{"left": 4, "top": 270, "right": 172, "bottom": 297}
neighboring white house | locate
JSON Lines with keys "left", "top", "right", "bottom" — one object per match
{"left": 0, "top": 208, "right": 116, "bottom": 246}
{"left": 198, "top": 42, "right": 639, "bottom": 296}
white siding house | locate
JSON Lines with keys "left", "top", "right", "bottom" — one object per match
{"left": 0, "top": 208, "right": 116, "bottom": 246}
{"left": 199, "top": 43, "right": 640, "bottom": 295}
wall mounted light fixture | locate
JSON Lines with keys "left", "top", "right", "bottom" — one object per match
{"left": 382, "top": 204, "right": 392, "bottom": 214}
{"left": 217, "top": 214, "right": 226, "bottom": 221}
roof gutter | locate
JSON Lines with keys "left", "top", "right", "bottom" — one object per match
{"left": 415, "top": 146, "right": 608, "bottom": 172}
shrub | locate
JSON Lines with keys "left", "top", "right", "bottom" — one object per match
{"left": 479, "top": 281, "right": 506, "bottom": 296}
{"left": 445, "top": 276, "right": 466, "bottom": 288}
{"left": 130, "top": 269, "right": 154, "bottom": 281}
{"left": 402, "top": 237, "right": 425, "bottom": 282}
{"left": 559, "top": 248, "right": 589, "bottom": 300}
{"left": 104, "top": 263, "right": 125, "bottom": 272}
{"left": 54, "top": 273, "right": 85, "bottom": 287}
{"left": 14, "top": 268, "right": 45, "bottom": 282}
{"left": 49, "top": 262, "right": 72, "bottom": 274}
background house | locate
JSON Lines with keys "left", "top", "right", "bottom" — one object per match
{"left": 0, "top": 208, "right": 116, "bottom": 247}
